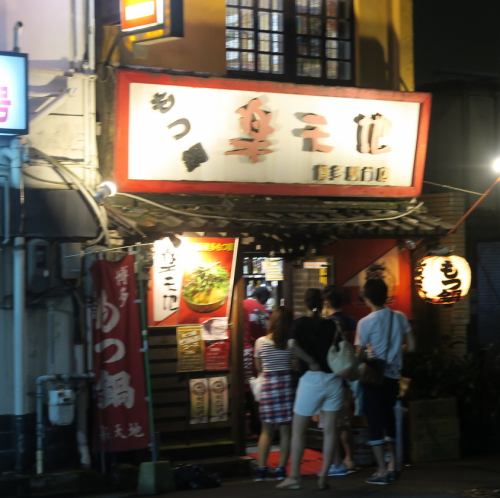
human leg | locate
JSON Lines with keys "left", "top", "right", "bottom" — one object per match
{"left": 278, "top": 423, "right": 291, "bottom": 469}
{"left": 318, "top": 410, "right": 338, "bottom": 488}
{"left": 381, "top": 379, "right": 399, "bottom": 473}
{"left": 362, "top": 383, "right": 387, "bottom": 478}
{"left": 276, "top": 414, "right": 309, "bottom": 488}
{"left": 257, "top": 422, "right": 275, "bottom": 468}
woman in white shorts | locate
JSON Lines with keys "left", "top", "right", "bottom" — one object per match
{"left": 277, "top": 289, "right": 343, "bottom": 491}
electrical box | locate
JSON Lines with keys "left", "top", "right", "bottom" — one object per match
{"left": 60, "top": 242, "right": 82, "bottom": 279}
{"left": 48, "top": 389, "right": 75, "bottom": 426}
{"left": 27, "top": 239, "right": 51, "bottom": 293}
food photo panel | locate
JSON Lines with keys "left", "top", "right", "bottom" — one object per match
{"left": 177, "top": 237, "right": 238, "bottom": 325}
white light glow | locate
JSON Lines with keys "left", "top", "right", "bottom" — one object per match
{"left": 98, "top": 181, "right": 117, "bottom": 197}
{"left": 492, "top": 156, "right": 500, "bottom": 174}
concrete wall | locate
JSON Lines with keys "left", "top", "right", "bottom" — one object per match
{"left": 119, "top": 0, "right": 226, "bottom": 75}
{"left": 0, "top": 0, "right": 88, "bottom": 70}
{"left": 354, "top": 0, "right": 414, "bottom": 91}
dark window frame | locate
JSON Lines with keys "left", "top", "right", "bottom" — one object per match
{"left": 225, "top": 0, "right": 355, "bottom": 86}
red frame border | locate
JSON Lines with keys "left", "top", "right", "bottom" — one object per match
{"left": 115, "top": 70, "right": 431, "bottom": 198}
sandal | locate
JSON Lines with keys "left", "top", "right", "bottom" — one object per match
{"left": 276, "top": 478, "right": 302, "bottom": 490}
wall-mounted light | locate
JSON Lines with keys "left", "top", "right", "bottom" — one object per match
{"left": 414, "top": 254, "right": 471, "bottom": 305}
{"left": 94, "top": 181, "right": 117, "bottom": 203}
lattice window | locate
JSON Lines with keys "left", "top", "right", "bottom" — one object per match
{"left": 226, "top": 0, "right": 353, "bottom": 84}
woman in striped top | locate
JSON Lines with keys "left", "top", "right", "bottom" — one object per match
{"left": 253, "top": 306, "right": 294, "bottom": 481}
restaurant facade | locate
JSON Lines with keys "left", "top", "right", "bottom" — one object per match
{"left": 0, "top": 0, "right": 470, "bottom": 474}
{"left": 93, "top": 0, "right": 466, "bottom": 462}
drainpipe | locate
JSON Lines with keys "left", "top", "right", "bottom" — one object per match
{"left": 70, "top": 0, "right": 78, "bottom": 71}
{"left": 0, "top": 167, "right": 9, "bottom": 245}
{"left": 13, "top": 21, "right": 23, "bottom": 53}
{"left": 1, "top": 137, "right": 26, "bottom": 472}
{"left": 36, "top": 373, "right": 94, "bottom": 475}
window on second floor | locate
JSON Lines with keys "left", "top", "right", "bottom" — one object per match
{"left": 226, "top": 0, "right": 353, "bottom": 84}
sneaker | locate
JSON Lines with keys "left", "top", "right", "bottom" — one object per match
{"left": 327, "top": 464, "right": 348, "bottom": 476}
{"left": 274, "top": 466, "right": 286, "bottom": 480}
{"left": 365, "top": 473, "right": 389, "bottom": 485}
{"left": 254, "top": 466, "right": 268, "bottom": 481}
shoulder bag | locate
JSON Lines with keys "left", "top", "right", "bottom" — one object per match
{"left": 327, "top": 318, "right": 358, "bottom": 380}
{"left": 358, "top": 310, "right": 393, "bottom": 386}
{"left": 249, "top": 374, "right": 264, "bottom": 401}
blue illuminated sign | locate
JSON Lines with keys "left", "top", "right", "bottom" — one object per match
{"left": 0, "top": 51, "right": 28, "bottom": 135}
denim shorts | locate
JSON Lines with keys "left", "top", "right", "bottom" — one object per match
{"left": 293, "top": 370, "right": 343, "bottom": 416}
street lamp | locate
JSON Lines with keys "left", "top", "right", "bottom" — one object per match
{"left": 447, "top": 160, "right": 500, "bottom": 235}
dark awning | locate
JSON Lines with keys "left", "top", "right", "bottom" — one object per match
{"left": 105, "top": 193, "right": 451, "bottom": 254}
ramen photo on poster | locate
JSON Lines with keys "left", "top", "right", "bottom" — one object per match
{"left": 177, "top": 237, "right": 238, "bottom": 325}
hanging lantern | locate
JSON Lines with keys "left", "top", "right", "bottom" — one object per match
{"left": 414, "top": 255, "right": 471, "bottom": 305}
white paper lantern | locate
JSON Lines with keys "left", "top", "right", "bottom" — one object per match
{"left": 414, "top": 255, "right": 471, "bottom": 305}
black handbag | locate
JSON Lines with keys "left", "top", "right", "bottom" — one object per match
{"left": 358, "top": 311, "right": 393, "bottom": 386}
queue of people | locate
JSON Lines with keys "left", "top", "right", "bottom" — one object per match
{"left": 246, "top": 278, "right": 413, "bottom": 489}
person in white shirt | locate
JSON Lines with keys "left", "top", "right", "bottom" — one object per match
{"left": 355, "top": 278, "right": 414, "bottom": 485}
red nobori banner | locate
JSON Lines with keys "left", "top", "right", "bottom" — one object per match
{"left": 115, "top": 70, "right": 431, "bottom": 198}
{"left": 91, "top": 255, "right": 150, "bottom": 452}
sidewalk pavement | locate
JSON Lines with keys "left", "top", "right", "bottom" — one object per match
{"left": 73, "top": 456, "right": 500, "bottom": 498}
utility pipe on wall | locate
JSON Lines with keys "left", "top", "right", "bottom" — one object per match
{"left": 36, "top": 373, "right": 94, "bottom": 475}
{"left": 1, "top": 137, "right": 26, "bottom": 472}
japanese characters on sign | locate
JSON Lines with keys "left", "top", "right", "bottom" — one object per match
{"left": 116, "top": 71, "right": 431, "bottom": 197}
{"left": 152, "top": 237, "right": 183, "bottom": 323}
{"left": 0, "top": 51, "right": 28, "bottom": 135}
{"left": 204, "top": 340, "right": 230, "bottom": 372}
{"left": 414, "top": 255, "right": 471, "bottom": 305}
{"left": 176, "top": 325, "right": 205, "bottom": 372}
{"left": 208, "top": 377, "right": 228, "bottom": 423}
{"left": 149, "top": 236, "right": 239, "bottom": 327}
{"left": 188, "top": 376, "right": 229, "bottom": 425}
{"left": 91, "top": 255, "right": 150, "bottom": 452}
{"left": 189, "top": 378, "right": 209, "bottom": 424}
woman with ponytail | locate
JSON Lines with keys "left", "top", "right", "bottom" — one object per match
{"left": 277, "top": 288, "right": 343, "bottom": 491}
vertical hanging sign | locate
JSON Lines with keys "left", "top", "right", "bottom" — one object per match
{"left": 152, "top": 237, "right": 183, "bottom": 323}
{"left": 91, "top": 255, "right": 150, "bottom": 451}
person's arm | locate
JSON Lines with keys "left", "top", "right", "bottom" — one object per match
{"left": 402, "top": 320, "right": 415, "bottom": 353}
{"left": 354, "top": 322, "right": 365, "bottom": 358}
{"left": 254, "top": 356, "right": 263, "bottom": 374}
{"left": 287, "top": 338, "right": 320, "bottom": 371}
{"left": 254, "top": 337, "right": 263, "bottom": 374}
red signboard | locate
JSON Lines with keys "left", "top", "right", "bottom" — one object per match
{"left": 91, "top": 255, "right": 150, "bottom": 452}
{"left": 205, "top": 340, "right": 230, "bottom": 371}
{"left": 115, "top": 70, "right": 431, "bottom": 198}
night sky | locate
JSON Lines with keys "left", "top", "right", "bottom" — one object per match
{"left": 414, "top": 0, "right": 500, "bottom": 87}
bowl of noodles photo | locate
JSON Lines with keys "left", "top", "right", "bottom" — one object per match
{"left": 183, "top": 263, "right": 230, "bottom": 313}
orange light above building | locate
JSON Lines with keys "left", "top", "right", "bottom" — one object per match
{"left": 120, "top": 0, "right": 164, "bottom": 32}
